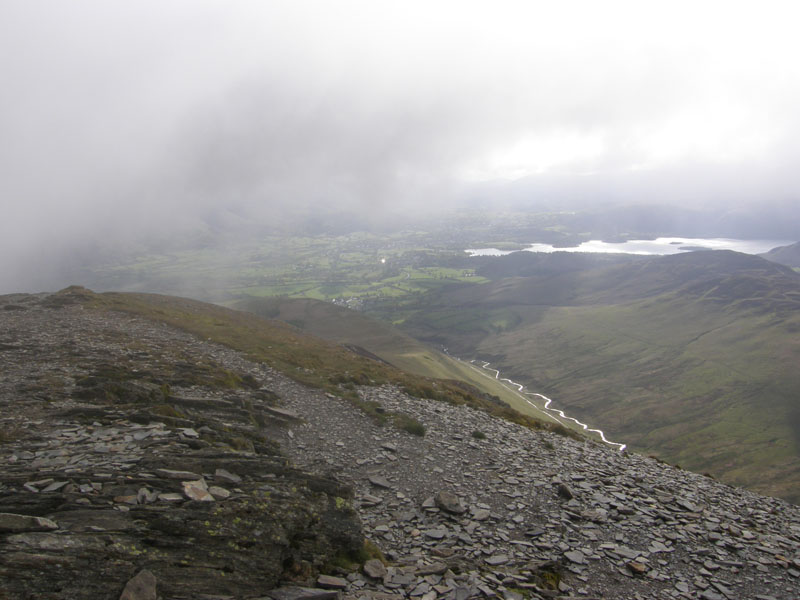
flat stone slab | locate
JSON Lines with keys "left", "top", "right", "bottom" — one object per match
{"left": 564, "top": 550, "right": 586, "bottom": 565}
{"left": 368, "top": 475, "right": 393, "bottom": 489}
{"left": 0, "top": 513, "right": 58, "bottom": 532}
{"left": 316, "top": 575, "right": 348, "bottom": 590}
{"left": 268, "top": 587, "right": 340, "bottom": 600}
{"left": 424, "top": 529, "right": 447, "bottom": 539}
{"left": 434, "top": 490, "right": 466, "bottom": 514}
{"left": 214, "top": 468, "right": 242, "bottom": 483}
{"left": 119, "top": 569, "right": 157, "bottom": 600}
{"left": 415, "top": 562, "right": 448, "bottom": 576}
{"left": 263, "top": 406, "right": 302, "bottom": 421}
{"left": 363, "top": 558, "right": 387, "bottom": 579}
{"left": 183, "top": 480, "right": 214, "bottom": 502}
{"left": 156, "top": 468, "right": 202, "bottom": 480}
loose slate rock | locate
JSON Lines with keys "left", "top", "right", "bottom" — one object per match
{"left": 564, "top": 550, "right": 586, "bottom": 565}
{"left": 434, "top": 490, "right": 466, "bottom": 514}
{"left": 363, "top": 558, "right": 388, "bottom": 579}
{"left": 472, "top": 508, "right": 491, "bottom": 521}
{"left": 316, "top": 575, "right": 348, "bottom": 590}
{"left": 208, "top": 485, "right": 231, "bottom": 499}
{"left": 182, "top": 479, "right": 214, "bottom": 502}
{"left": 368, "top": 475, "right": 393, "bottom": 489}
{"left": 0, "top": 512, "right": 58, "bottom": 532}
{"left": 557, "top": 482, "right": 575, "bottom": 500}
{"left": 627, "top": 561, "right": 648, "bottom": 575}
{"left": 215, "top": 468, "right": 242, "bottom": 483}
{"left": 268, "top": 587, "right": 339, "bottom": 600}
{"left": 424, "top": 528, "right": 447, "bottom": 539}
{"left": 119, "top": 569, "right": 157, "bottom": 600}
{"left": 415, "top": 562, "right": 448, "bottom": 576}
{"left": 156, "top": 468, "right": 202, "bottom": 480}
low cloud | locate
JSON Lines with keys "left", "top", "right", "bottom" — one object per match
{"left": 2, "top": 1, "right": 799, "bottom": 292}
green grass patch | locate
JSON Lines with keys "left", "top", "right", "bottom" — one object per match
{"left": 393, "top": 413, "right": 425, "bottom": 436}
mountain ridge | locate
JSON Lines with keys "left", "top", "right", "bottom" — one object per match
{"left": 762, "top": 241, "right": 800, "bottom": 269}
{"left": 1, "top": 288, "right": 799, "bottom": 599}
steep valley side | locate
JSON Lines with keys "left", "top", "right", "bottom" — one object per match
{"left": 388, "top": 251, "right": 800, "bottom": 502}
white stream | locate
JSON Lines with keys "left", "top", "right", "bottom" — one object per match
{"left": 461, "top": 358, "right": 627, "bottom": 451}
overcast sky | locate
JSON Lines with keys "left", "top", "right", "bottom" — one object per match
{"left": 2, "top": 1, "right": 800, "bottom": 291}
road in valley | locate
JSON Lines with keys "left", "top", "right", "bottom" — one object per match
{"left": 465, "top": 359, "right": 627, "bottom": 451}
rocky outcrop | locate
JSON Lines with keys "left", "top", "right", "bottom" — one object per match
{"left": 271, "top": 383, "right": 800, "bottom": 600}
{"left": 0, "top": 294, "right": 363, "bottom": 599}
{"left": 1, "top": 291, "right": 799, "bottom": 599}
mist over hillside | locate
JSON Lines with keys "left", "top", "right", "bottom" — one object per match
{"left": 3, "top": 2, "right": 800, "bottom": 295}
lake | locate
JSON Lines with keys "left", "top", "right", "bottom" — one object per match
{"left": 466, "top": 237, "right": 793, "bottom": 257}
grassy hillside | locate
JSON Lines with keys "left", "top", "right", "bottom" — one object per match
{"left": 51, "top": 286, "right": 567, "bottom": 438}
{"left": 391, "top": 251, "right": 800, "bottom": 502}
{"left": 762, "top": 241, "right": 800, "bottom": 269}
{"left": 232, "top": 296, "right": 561, "bottom": 425}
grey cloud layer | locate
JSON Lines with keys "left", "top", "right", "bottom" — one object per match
{"left": 2, "top": 1, "right": 799, "bottom": 292}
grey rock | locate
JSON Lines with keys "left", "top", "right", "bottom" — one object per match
{"left": 182, "top": 479, "right": 214, "bottom": 502}
{"left": 215, "top": 468, "right": 242, "bottom": 483}
{"left": 557, "top": 482, "right": 575, "bottom": 500}
{"left": 363, "top": 558, "right": 387, "bottom": 579}
{"left": 0, "top": 513, "right": 58, "bottom": 532}
{"left": 208, "top": 485, "right": 231, "bottom": 499}
{"left": 564, "top": 550, "right": 586, "bottom": 564}
{"left": 434, "top": 490, "right": 466, "bottom": 514}
{"left": 627, "top": 561, "right": 648, "bottom": 575}
{"left": 472, "top": 508, "right": 491, "bottom": 521}
{"left": 316, "top": 574, "right": 348, "bottom": 590}
{"left": 368, "top": 475, "right": 393, "bottom": 489}
{"left": 156, "top": 468, "right": 202, "bottom": 480}
{"left": 360, "top": 494, "right": 383, "bottom": 506}
{"left": 424, "top": 528, "right": 447, "bottom": 539}
{"left": 263, "top": 406, "right": 301, "bottom": 421}
{"left": 158, "top": 492, "right": 183, "bottom": 502}
{"left": 268, "top": 587, "right": 339, "bottom": 600}
{"left": 119, "top": 569, "right": 157, "bottom": 600}
{"left": 41, "top": 481, "right": 68, "bottom": 493}
{"left": 415, "top": 562, "right": 448, "bottom": 576}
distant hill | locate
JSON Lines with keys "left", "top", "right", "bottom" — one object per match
{"left": 761, "top": 240, "right": 800, "bottom": 269}
{"left": 386, "top": 250, "right": 800, "bottom": 502}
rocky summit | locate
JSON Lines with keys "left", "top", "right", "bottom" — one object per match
{"left": 1, "top": 290, "right": 799, "bottom": 600}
